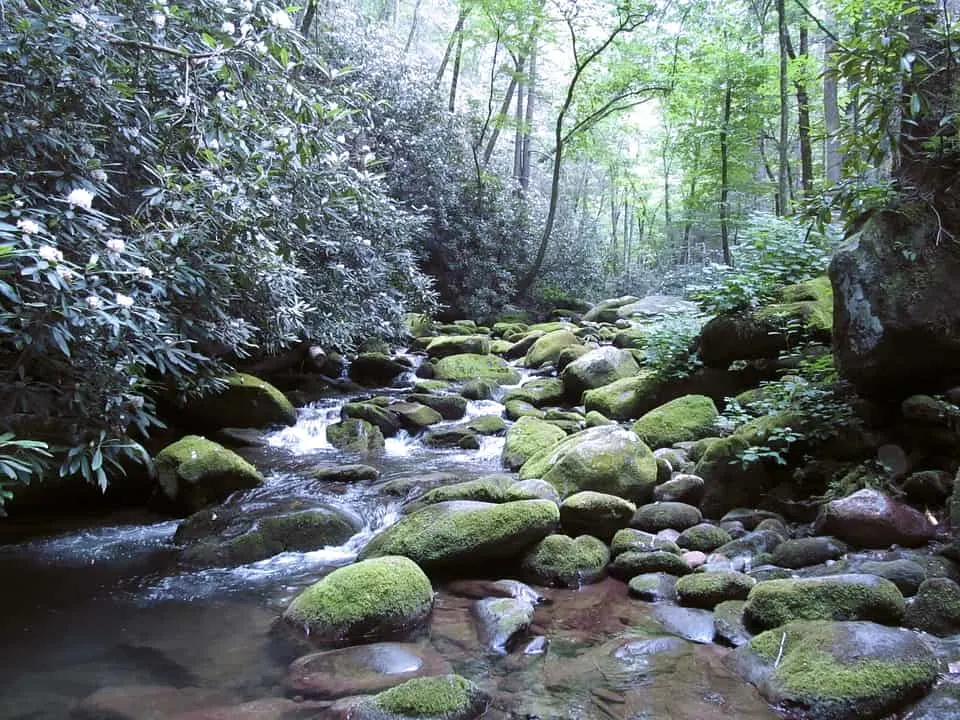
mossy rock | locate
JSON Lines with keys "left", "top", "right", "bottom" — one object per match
{"left": 585, "top": 410, "right": 615, "bottom": 427}
{"left": 632, "top": 502, "right": 702, "bottom": 532}
{"left": 695, "top": 434, "right": 778, "bottom": 519}
{"left": 425, "top": 335, "right": 491, "bottom": 359}
{"left": 627, "top": 572, "right": 678, "bottom": 602}
{"left": 350, "top": 674, "right": 489, "bottom": 720}
{"left": 422, "top": 425, "right": 480, "bottom": 450}
{"left": 654, "top": 474, "right": 705, "bottom": 505}
{"left": 521, "top": 534, "right": 610, "bottom": 588}
{"left": 556, "top": 344, "right": 590, "bottom": 372}
{"left": 676, "top": 571, "right": 756, "bottom": 609}
{"left": 610, "top": 550, "right": 691, "bottom": 579}
{"left": 406, "top": 393, "right": 468, "bottom": 421}
{"left": 156, "top": 435, "right": 263, "bottom": 512}
{"left": 676, "top": 523, "right": 732, "bottom": 553}
{"left": 282, "top": 556, "right": 434, "bottom": 645}
{"left": 502, "top": 416, "right": 566, "bottom": 471}
{"left": 460, "top": 379, "right": 495, "bottom": 400}
{"left": 743, "top": 574, "right": 906, "bottom": 632}
{"left": 181, "top": 373, "right": 297, "bottom": 431}
{"left": 735, "top": 620, "right": 939, "bottom": 720}
{"left": 631, "top": 395, "right": 719, "bottom": 450}
{"left": 489, "top": 339, "right": 514, "bottom": 355}
{"left": 523, "top": 330, "right": 581, "bottom": 369}
{"left": 466, "top": 414, "right": 506, "bottom": 436}
{"left": 527, "top": 321, "right": 578, "bottom": 335}
{"left": 714, "top": 600, "right": 752, "bottom": 647}
{"left": 611, "top": 527, "right": 681, "bottom": 557}
{"left": 502, "top": 378, "right": 566, "bottom": 408}
{"left": 492, "top": 322, "right": 528, "bottom": 339}
{"left": 613, "top": 327, "right": 647, "bottom": 350}
{"left": 518, "top": 426, "right": 658, "bottom": 503}
{"left": 904, "top": 577, "right": 960, "bottom": 636}
{"left": 582, "top": 372, "right": 663, "bottom": 421}
{"left": 359, "top": 500, "right": 559, "bottom": 573}
{"left": 771, "top": 537, "right": 847, "bottom": 569}
{"left": 389, "top": 402, "right": 444, "bottom": 432}
{"left": 326, "top": 419, "right": 386, "bottom": 453}
{"left": 560, "top": 491, "right": 636, "bottom": 542}
{"left": 342, "top": 402, "right": 403, "bottom": 437}
{"left": 504, "top": 399, "right": 545, "bottom": 421}
{"left": 561, "top": 347, "right": 641, "bottom": 401}
{"left": 433, "top": 354, "right": 520, "bottom": 385}
{"left": 413, "top": 380, "right": 452, "bottom": 393}
{"left": 408, "top": 475, "right": 553, "bottom": 510}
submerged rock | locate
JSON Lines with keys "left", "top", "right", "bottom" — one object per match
{"left": 627, "top": 572, "right": 678, "bottom": 602}
{"left": 736, "top": 620, "right": 940, "bottom": 720}
{"left": 72, "top": 686, "right": 239, "bottom": 720}
{"left": 282, "top": 556, "right": 434, "bottom": 645}
{"left": 473, "top": 596, "right": 536, "bottom": 653}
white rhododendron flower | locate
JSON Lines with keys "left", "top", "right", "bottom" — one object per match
{"left": 69, "top": 11, "right": 87, "bottom": 29}
{"left": 221, "top": 21, "right": 235, "bottom": 34}
{"left": 269, "top": 9, "right": 293, "bottom": 30}
{"left": 106, "top": 238, "right": 125, "bottom": 254}
{"left": 85, "top": 295, "right": 103, "bottom": 309}
{"left": 152, "top": 13, "right": 166, "bottom": 28}
{"left": 136, "top": 266, "right": 153, "bottom": 279}
{"left": 16, "top": 218, "right": 40, "bottom": 235}
{"left": 66, "top": 188, "right": 94, "bottom": 210}
{"left": 56, "top": 266, "right": 77, "bottom": 281}
{"left": 115, "top": 292, "right": 134, "bottom": 308}
{"left": 91, "top": 168, "right": 108, "bottom": 183}
{"left": 38, "top": 246, "right": 64, "bottom": 263}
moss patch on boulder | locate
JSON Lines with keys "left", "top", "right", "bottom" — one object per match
{"left": 524, "top": 330, "right": 581, "bottom": 369}
{"left": 631, "top": 395, "right": 719, "bottom": 450}
{"left": 502, "top": 416, "right": 566, "bottom": 471}
{"left": 182, "top": 373, "right": 296, "bottom": 431}
{"left": 156, "top": 435, "right": 263, "bottom": 512}
{"left": 283, "top": 556, "right": 433, "bottom": 645}
{"left": 560, "top": 491, "right": 636, "bottom": 541}
{"left": 675, "top": 571, "right": 756, "bottom": 609}
{"left": 433, "top": 354, "right": 520, "bottom": 385}
{"left": 326, "top": 419, "right": 386, "bottom": 452}
{"left": 582, "top": 372, "right": 663, "bottom": 421}
{"left": 368, "top": 674, "right": 488, "bottom": 720}
{"left": 521, "top": 534, "right": 610, "bottom": 588}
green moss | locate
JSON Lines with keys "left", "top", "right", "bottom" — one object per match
{"left": 374, "top": 675, "right": 481, "bottom": 717}
{"left": 359, "top": 499, "right": 560, "bottom": 571}
{"left": 283, "top": 556, "right": 433, "bottom": 641}
{"left": 633, "top": 502, "right": 702, "bottom": 532}
{"left": 184, "top": 373, "right": 297, "bottom": 430}
{"left": 522, "top": 534, "right": 609, "bottom": 587}
{"left": 426, "top": 335, "right": 491, "bottom": 358}
{"left": 743, "top": 575, "right": 906, "bottom": 631}
{"left": 904, "top": 578, "right": 960, "bottom": 636}
{"left": 677, "top": 523, "right": 733, "bottom": 552}
{"left": 756, "top": 298, "right": 833, "bottom": 335}
{"left": 414, "top": 476, "right": 517, "bottom": 506}
{"left": 585, "top": 410, "right": 615, "bottom": 427}
{"left": 326, "top": 419, "right": 386, "bottom": 452}
{"left": 675, "top": 571, "right": 755, "bottom": 608}
{"left": 413, "top": 380, "right": 452, "bottom": 393}
{"left": 611, "top": 528, "right": 680, "bottom": 557}
{"left": 466, "top": 414, "right": 506, "bottom": 435}
{"left": 433, "top": 353, "right": 520, "bottom": 384}
{"left": 503, "top": 378, "right": 566, "bottom": 407}
{"left": 502, "top": 416, "right": 566, "bottom": 471}
{"left": 526, "top": 321, "right": 578, "bottom": 334}
{"left": 632, "top": 395, "right": 719, "bottom": 450}
{"left": 780, "top": 275, "right": 833, "bottom": 305}
{"left": 582, "top": 373, "right": 661, "bottom": 421}
{"left": 524, "top": 330, "right": 581, "bottom": 368}
{"left": 156, "top": 435, "right": 263, "bottom": 507}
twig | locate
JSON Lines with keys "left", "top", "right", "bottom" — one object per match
{"left": 774, "top": 632, "right": 787, "bottom": 668}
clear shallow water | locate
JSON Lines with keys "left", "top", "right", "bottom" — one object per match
{"left": 0, "top": 385, "right": 776, "bottom": 720}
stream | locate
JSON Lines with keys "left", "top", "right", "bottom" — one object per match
{"left": 0, "top": 379, "right": 779, "bottom": 719}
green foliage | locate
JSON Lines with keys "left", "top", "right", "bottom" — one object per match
{"left": 0, "top": 0, "right": 437, "bottom": 501}
{"left": 687, "top": 213, "right": 836, "bottom": 314}
{"left": 641, "top": 313, "right": 706, "bottom": 380}
{"left": 0, "top": 434, "right": 51, "bottom": 515}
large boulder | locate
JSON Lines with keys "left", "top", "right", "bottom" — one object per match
{"left": 349, "top": 353, "right": 411, "bottom": 387}
{"left": 425, "top": 335, "right": 491, "bottom": 359}
{"left": 155, "top": 435, "right": 263, "bottom": 512}
{"left": 518, "top": 426, "right": 658, "bottom": 503}
{"left": 631, "top": 395, "right": 719, "bottom": 449}
{"left": 831, "top": 209, "right": 960, "bottom": 397}
{"left": 178, "top": 373, "right": 296, "bottom": 431}
{"left": 432, "top": 353, "right": 520, "bottom": 385}
{"left": 743, "top": 574, "right": 906, "bottom": 632}
{"left": 523, "top": 330, "right": 581, "bottom": 368}
{"left": 559, "top": 491, "right": 635, "bottom": 541}
{"left": 503, "top": 377, "right": 566, "bottom": 407}
{"left": 502, "top": 416, "right": 566, "bottom": 471}
{"left": 282, "top": 556, "right": 434, "bottom": 645}
{"left": 903, "top": 577, "right": 960, "bottom": 636}
{"left": 736, "top": 620, "right": 940, "bottom": 720}
{"left": 326, "top": 418, "right": 386, "bottom": 452}
{"left": 815, "top": 489, "right": 938, "bottom": 548}
{"left": 520, "top": 534, "right": 609, "bottom": 588}
{"left": 561, "top": 346, "right": 641, "bottom": 400}
{"left": 358, "top": 500, "right": 559, "bottom": 572}
{"left": 582, "top": 372, "right": 663, "bottom": 421}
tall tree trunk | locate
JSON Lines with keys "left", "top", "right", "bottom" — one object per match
{"left": 720, "top": 82, "right": 733, "bottom": 266}
{"left": 776, "top": 0, "right": 792, "bottom": 215}
{"left": 796, "top": 25, "right": 813, "bottom": 196}
{"left": 823, "top": 17, "right": 842, "bottom": 184}
{"left": 520, "top": 40, "right": 537, "bottom": 191}
{"left": 482, "top": 67, "right": 520, "bottom": 165}
{"left": 513, "top": 67, "right": 525, "bottom": 184}
{"left": 404, "top": 0, "right": 424, "bottom": 54}
{"left": 449, "top": 22, "right": 466, "bottom": 113}
{"left": 435, "top": 9, "right": 468, "bottom": 89}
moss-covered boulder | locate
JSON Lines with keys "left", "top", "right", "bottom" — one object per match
{"left": 904, "top": 577, "right": 960, "bottom": 636}
{"left": 559, "top": 491, "right": 636, "bottom": 541}
{"left": 694, "top": 434, "right": 778, "bottom": 519}
{"left": 466, "top": 414, "right": 506, "bottom": 436}
{"left": 408, "top": 475, "right": 555, "bottom": 509}
{"left": 556, "top": 344, "right": 590, "bottom": 372}
{"left": 406, "top": 393, "right": 468, "bottom": 421}
{"left": 156, "top": 435, "right": 263, "bottom": 512}
{"left": 180, "top": 373, "right": 296, "bottom": 431}
{"left": 518, "top": 426, "right": 658, "bottom": 503}
{"left": 349, "top": 674, "right": 490, "bottom": 720}
{"left": 359, "top": 500, "right": 559, "bottom": 573}
{"left": 653, "top": 474, "right": 704, "bottom": 506}
{"left": 389, "top": 402, "right": 444, "bottom": 432}
{"left": 627, "top": 572, "right": 678, "bottom": 601}
{"left": 502, "top": 416, "right": 566, "bottom": 471}
{"left": 432, "top": 353, "right": 520, "bottom": 385}
{"left": 610, "top": 528, "right": 681, "bottom": 557}
{"left": 460, "top": 378, "right": 495, "bottom": 400}
{"left": 342, "top": 402, "right": 403, "bottom": 437}
{"left": 282, "top": 556, "right": 433, "bottom": 645}
{"left": 743, "top": 574, "right": 906, "bottom": 632}
{"left": 582, "top": 372, "right": 663, "bottom": 421}
{"left": 610, "top": 550, "right": 691, "bottom": 579}
{"left": 178, "top": 504, "right": 359, "bottom": 567}
{"left": 524, "top": 330, "right": 581, "bottom": 369}
{"left": 771, "top": 537, "right": 847, "bottom": 569}
{"left": 503, "top": 378, "right": 566, "bottom": 408}
{"left": 735, "top": 620, "right": 939, "bottom": 720}
{"left": 422, "top": 425, "right": 480, "bottom": 450}
{"left": 676, "top": 523, "right": 732, "bottom": 553}
{"left": 676, "top": 571, "right": 756, "bottom": 609}
{"left": 349, "top": 353, "right": 411, "bottom": 387}
{"left": 561, "top": 346, "right": 641, "bottom": 400}
{"left": 425, "top": 335, "right": 491, "bottom": 359}
{"left": 326, "top": 419, "right": 386, "bottom": 452}
{"left": 521, "top": 534, "right": 609, "bottom": 588}
{"left": 503, "top": 399, "right": 545, "bottom": 421}
{"left": 631, "top": 395, "right": 719, "bottom": 450}
{"left": 632, "top": 502, "right": 703, "bottom": 532}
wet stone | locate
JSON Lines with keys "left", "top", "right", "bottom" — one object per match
{"left": 474, "top": 596, "right": 537, "bottom": 654}
{"left": 653, "top": 604, "right": 716, "bottom": 644}
{"left": 627, "top": 572, "right": 678, "bottom": 602}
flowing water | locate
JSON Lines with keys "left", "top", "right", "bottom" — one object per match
{"left": 0, "top": 384, "right": 778, "bottom": 720}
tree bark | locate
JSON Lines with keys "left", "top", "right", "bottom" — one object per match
{"left": 435, "top": 8, "right": 468, "bottom": 89}
{"left": 823, "top": 17, "right": 842, "bottom": 183}
{"left": 796, "top": 25, "right": 813, "bottom": 196}
{"left": 449, "top": 20, "right": 466, "bottom": 113}
{"left": 520, "top": 40, "right": 537, "bottom": 191}
{"left": 403, "top": 0, "right": 424, "bottom": 54}
{"left": 776, "top": 0, "right": 792, "bottom": 214}
{"left": 720, "top": 82, "right": 733, "bottom": 266}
